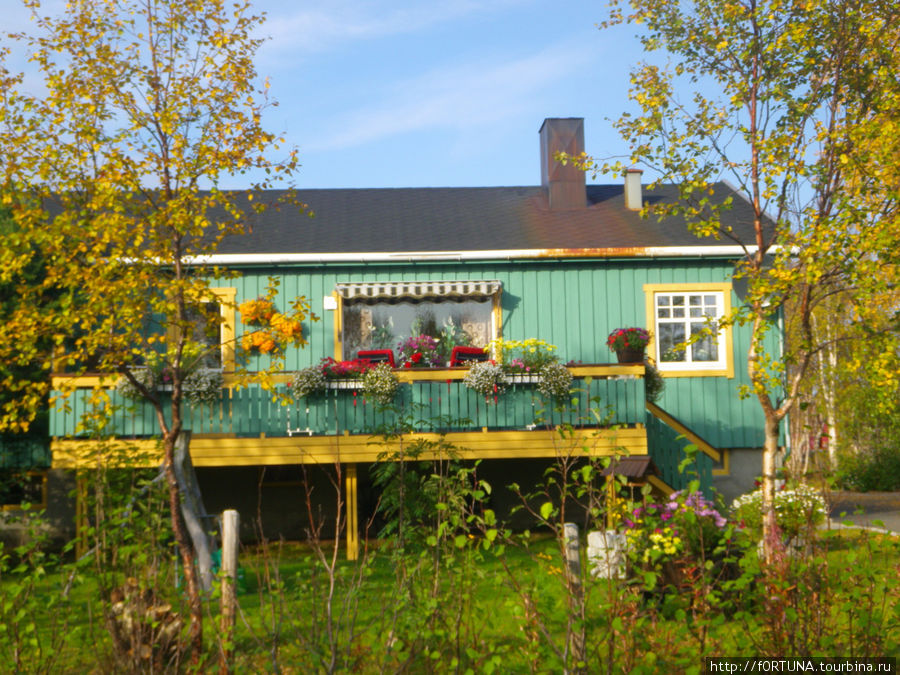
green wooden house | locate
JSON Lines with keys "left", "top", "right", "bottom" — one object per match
{"left": 48, "top": 118, "right": 776, "bottom": 548}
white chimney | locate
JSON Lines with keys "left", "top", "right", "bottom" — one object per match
{"left": 624, "top": 168, "right": 643, "bottom": 211}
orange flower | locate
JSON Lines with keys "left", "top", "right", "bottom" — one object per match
{"left": 239, "top": 298, "right": 276, "bottom": 325}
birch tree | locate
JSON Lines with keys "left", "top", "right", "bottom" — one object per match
{"left": 0, "top": 0, "right": 310, "bottom": 662}
{"left": 587, "top": 0, "right": 900, "bottom": 559}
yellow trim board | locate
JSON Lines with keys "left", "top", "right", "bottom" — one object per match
{"left": 333, "top": 291, "right": 343, "bottom": 361}
{"left": 712, "top": 448, "right": 730, "bottom": 476}
{"left": 642, "top": 282, "right": 735, "bottom": 379}
{"left": 647, "top": 475, "right": 674, "bottom": 496}
{"left": 54, "top": 363, "right": 647, "bottom": 389}
{"left": 1, "top": 471, "right": 48, "bottom": 511}
{"left": 645, "top": 401, "right": 720, "bottom": 462}
{"left": 210, "top": 287, "right": 237, "bottom": 371}
{"left": 51, "top": 427, "right": 648, "bottom": 468}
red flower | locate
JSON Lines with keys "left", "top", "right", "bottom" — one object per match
{"left": 411, "top": 352, "right": 422, "bottom": 363}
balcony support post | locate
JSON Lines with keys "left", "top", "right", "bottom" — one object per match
{"left": 345, "top": 463, "right": 359, "bottom": 560}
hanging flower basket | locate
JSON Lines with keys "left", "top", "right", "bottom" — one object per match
{"left": 463, "top": 361, "right": 507, "bottom": 400}
{"left": 361, "top": 363, "right": 400, "bottom": 405}
{"left": 537, "top": 361, "right": 573, "bottom": 399}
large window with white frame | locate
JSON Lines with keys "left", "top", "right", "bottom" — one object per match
{"left": 644, "top": 283, "right": 733, "bottom": 377}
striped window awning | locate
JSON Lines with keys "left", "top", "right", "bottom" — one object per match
{"left": 335, "top": 280, "right": 502, "bottom": 302}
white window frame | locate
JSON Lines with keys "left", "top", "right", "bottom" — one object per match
{"left": 643, "top": 282, "right": 734, "bottom": 378}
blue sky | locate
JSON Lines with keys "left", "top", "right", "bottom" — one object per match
{"left": 250, "top": 0, "right": 647, "bottom": 189}
{"left": 6, "top": 0, "right": 650, "bottom": 190}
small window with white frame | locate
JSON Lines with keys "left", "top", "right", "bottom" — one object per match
{"left": 644, "top": 283, "right": 734, "bottom": 377}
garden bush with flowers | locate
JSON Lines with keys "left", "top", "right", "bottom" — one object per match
{"left": 623, "top": 489, "right": 735, "bottom": 589}
{"left": 731, "top": 482, "right": 827, "bottom": 547}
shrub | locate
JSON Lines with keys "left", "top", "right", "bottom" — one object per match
{"left": 835, "top": 446, "right": 900, "bottom": 492}
{"left": 731, "top": 483, "right": 826, "bottom": 544}
{"left": 624, "top": 490, "right": 729, "bottom": 568}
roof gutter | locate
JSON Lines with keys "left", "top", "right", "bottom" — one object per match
{"left": 188, "top": 245, "right": 770, "bottom": 265}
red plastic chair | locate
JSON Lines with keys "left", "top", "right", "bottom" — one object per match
{"left": 450, "top": 345, "right": 488, "bottom": 366}
{"left": 357, "top": 349, "right": 395, "bottom": 367}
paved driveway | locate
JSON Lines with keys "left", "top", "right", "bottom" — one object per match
{"left": 827, "top": 491, "right": 900, "bottom": 534}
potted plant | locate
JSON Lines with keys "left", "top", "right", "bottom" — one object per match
{"left": 644, "top": 363, "right": 665, "bottom": 403}
{"left": 607, "top": 327, "right": 651, "bottom": 363}
{"left": 291, "top": 357, "right": 400, "bottom": 402}
{"left": 397, "top": 334, "right": 442, "bottom": 368}
{"left": 290, "top": 357, "right": 367, "bottom": 397}
{"left": 182, "top": 368, "right": 226, "bottom": 406}
{"left": 486, "top": 337, "right": 558, "bottom": 383}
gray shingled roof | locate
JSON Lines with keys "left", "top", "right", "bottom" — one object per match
{"left": 217, "top": 182, "right": 762, "bottom": 256}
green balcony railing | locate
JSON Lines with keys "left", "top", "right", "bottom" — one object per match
{"left": 50, "top": 365, "right": 646, "bottom": 439}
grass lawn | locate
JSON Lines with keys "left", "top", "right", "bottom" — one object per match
{"left": 3, "top": 526, "right": 899, "bottom": 673}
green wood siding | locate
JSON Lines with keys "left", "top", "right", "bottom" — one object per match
{"left": 214, "top": 257, "right": 772, "bottom": 450}
{"left": 646, "top": 412, "right": 714, "bottom": 496}
{"left": 1, "top": 437, "right": 50, "bottom": 470}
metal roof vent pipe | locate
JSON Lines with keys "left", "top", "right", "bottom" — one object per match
{"left": 624, "top": 168, "right": 644, "bottom": 211}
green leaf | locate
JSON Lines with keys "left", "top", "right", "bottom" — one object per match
{"left": 540, "top": 501, "right": 554, "bottom": 520}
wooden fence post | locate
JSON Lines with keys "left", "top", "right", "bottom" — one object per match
{"left": 220, "top": 509, "right": 239, "bottom": 670}
{"left": 563, "top": 522, "right": 586, "bottom": 673}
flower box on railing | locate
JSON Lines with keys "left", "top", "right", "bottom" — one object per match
{"left": 504, "top": 374, "right": 541, "bottom": 384}
{"left": 324, "top": 380, "right": 361, "bottom": 390}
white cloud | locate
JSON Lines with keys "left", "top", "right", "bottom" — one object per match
{"left": 258, "top": 0, "right": 523, "bottom": 55}
{"left": 302, "top": 40, "right": 596, "bottom": 152}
